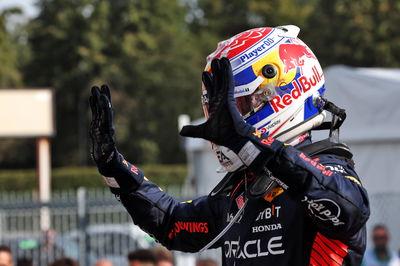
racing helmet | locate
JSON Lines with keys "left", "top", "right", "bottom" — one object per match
{"left": 203, "top": 25, "right": 327, "bottom": 172}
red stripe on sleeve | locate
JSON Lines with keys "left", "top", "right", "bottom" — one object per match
{"left": 310, "top": 248, "right": 329, "bottom": 266}
{"left": 313, "top": 239, "right": 342, "bottom": 265}
{"left": 317, "top": 233, "right": 348, "bottom": 257}
{"left": 309, "top": 233, "right": 349, "bottom": 266}
{"left": 315, "top": 237, "right": 344, "bottom": 264}
{"left": 310, "top": 256, "right": 322, "bottom": 266}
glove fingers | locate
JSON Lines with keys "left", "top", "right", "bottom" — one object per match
{"left": 211, "top": 58, "right": 222, "bottom": 92}
{"left": 219, "top": 58, "right": 228, "bottom": 94}
{"left": 89, "top": 96, "right": 96, "bottom": 116}
{"left": 202, "top": 72, "right": 213, "bottom": 92}
{"left": 90, "top": 86, "right": 102, "bottom": 121}
{"left": 202, "top": 71, "right": 214, "bottom": 106}
{"left": 89, "top": 95, "right": 100, "bottom": 125}
{"left": 100, "top": 84, "right": 111, "bottom": 103}
{"left": 179, "top": 124, "right": 205, "bottom": 139}
{"left": 99, "top": 95, "right": 113, "bottom": 130}
{"left": 91, "top": 86, "right": 101, "bottom": 98}
{"left": 92, "top": 86, "right": 102, "bottom": 110}
{"left": 89, "top": 85, "right": 116, "bottom": 164}
{"left": 210, "top": 58, "right": 221, "bottom": 73}
{"left": 89, "top": 96, "right": 98, "bottom": 139}
{"left": 212, "top": 58, "right": 229, "bottom": 99}
{"left": 220, "top": 57, "right": 234, "bottom": 95}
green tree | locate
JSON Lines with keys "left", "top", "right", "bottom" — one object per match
{"left": 0, "top": 8, "right": 36, "bottom": 169}
{"left": 91, "top": 0, "right": 205, "bottom": 163}
{"left": 190, "top": 0, "right": 316, "bottom": 39}
{"left": 0, "top": 8, "right": 23, "bottom": 88}
{"left": 2, "top": 0, "right": 400, "bottom": 170}
{"left": 304, "top": 0, "right": 400, "bottom": 67}
{"left": 25, "top": 0, "right": 94, "bottom": 166}
{"left": 25, "top": 0, "right": 205, "bottom": 165}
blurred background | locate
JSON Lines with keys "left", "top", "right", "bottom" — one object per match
{"left": 0, "top": 0, "right": 399, "bottom": 265}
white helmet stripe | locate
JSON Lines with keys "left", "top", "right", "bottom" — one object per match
{"left": 234, "top": 76, "right": 265, "bottom": 98}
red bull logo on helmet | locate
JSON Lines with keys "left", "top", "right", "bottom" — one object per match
{"left": 270, "top": 66, "right": 323, "bottom": 113}
{"left": 279, "top": 43, "right": 316, "bottom": 73}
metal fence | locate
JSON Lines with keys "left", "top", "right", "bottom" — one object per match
{"left": 0, "top": 188, "right": 143, "bottom": 265}
{"left": 0, "top": 187, "right": 221, "bottom": 266}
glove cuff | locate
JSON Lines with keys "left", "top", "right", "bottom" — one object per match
{"left": 248, "top": 134, "right": 284, "bottom": 171}
{"left": 237, "top": 141, "right": 261, "bottom": 166}
{"left": 97, "top": 150, "right": 144, "bottom": 194}
{"left": 228, "top": 129, "right": 284, "bottom": 171}
{"left": 225, "top": 135, "right": 283, "bottom": 171}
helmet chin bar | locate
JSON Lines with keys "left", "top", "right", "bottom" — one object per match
{"left": 275, "top": 97, "right": 348, "bottom": 144}
{"left": 275, "top": 111, "right": 327, "bottom": 143}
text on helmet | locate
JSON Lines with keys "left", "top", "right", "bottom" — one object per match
{"left": 270, "top": 66, "right": 323, "bottom": 113}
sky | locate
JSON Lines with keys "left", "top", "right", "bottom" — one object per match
{"left": 0, "top": 0, "right": 38, "bottom": 18}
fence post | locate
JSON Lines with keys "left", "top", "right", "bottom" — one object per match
{"left": 77, "top": 187, "right": 89, "bottom": 266}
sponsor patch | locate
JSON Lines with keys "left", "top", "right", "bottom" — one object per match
{"left": 168, "top": 221, "right": 209, "bottom": 239}
{"left": 252, "top": 223, "right": 282, "bottom": 233}
{"left": 325, "top": 164, "right": 346, "bottom": 174}
{"left": 299, "top": 153, "right": 333, "bottom": 176}
{"left": 264, "top": 187, "right": 285, "bottom": 202}
{"left": 269, "top": 66, "right": 323, "bottom": 113}
{"left": 302, "top": 196, "right": 344, "bottom": 226}
{"left": 224, "top": 236, "right": 285, "bottom": 259}
{"left": 238, "top": 141, "right": 261, "bottom": 166}
{"left": 236, "top": 193, "right": 245, "bottom": 209}
{"left": 255, "top": 205, "right": 281, "bottom": 221}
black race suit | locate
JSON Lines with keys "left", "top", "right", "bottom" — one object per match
{"left": 98, "top": 140, "right": 370, "bottom": 265}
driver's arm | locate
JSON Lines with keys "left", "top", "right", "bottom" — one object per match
{"left": 99, "top": 151, "right": 226, "bottom": 252}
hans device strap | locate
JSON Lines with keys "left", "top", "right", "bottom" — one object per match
{"left": 298, "top": 139, "right": 353, "bottom": 160}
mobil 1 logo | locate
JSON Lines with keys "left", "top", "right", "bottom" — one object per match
{"left": 302, "top": 196, "right": 345, "bottom": 226}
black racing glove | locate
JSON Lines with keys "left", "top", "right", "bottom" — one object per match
{"left": 224, "top": 61, "right": 283, "bottom": 156}
{"left": 180, "top": 58, "right": 283, "bottom": 170}
{"left": 89, "top": 85, "right": 116, "bottom": 166}
{"left": 89, "top": 85, "right": 144, "bottom": 194}
{"left": 180, "top": 58, "right": 247, "bottom": 149}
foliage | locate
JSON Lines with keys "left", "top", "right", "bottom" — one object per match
{"left": 0, "top": 8, "right": 23, "bottom": 88}
{"left": 1, "top": 0, "right": 400, "bottom": 169}
{"left": 0, "top": 165, "right": 187, "bottom": 191}
{"left": 0, "top": 9, "right": 35, "bottom": 169}
{"left": 302, "top": 0, "right": 400, "bottom": 67}
{"left": 24, "top": 0, "right": 204, "bottom": 166}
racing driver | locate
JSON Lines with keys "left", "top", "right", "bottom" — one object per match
{"left": 89, "top": 25, "right": 370, "bottom": 265}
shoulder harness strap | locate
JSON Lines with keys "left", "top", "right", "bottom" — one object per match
{"left": 313, "top": 98, "right": 347, "bottom": 143}
{"left": 298, "top": 139, "right": 353, "bottom": 159}
{"left": 298, "top": 139, "right": 355, "bottom": 168}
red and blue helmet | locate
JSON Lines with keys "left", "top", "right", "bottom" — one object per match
{"left": 203, "top": 25, "right": 327, "bottom": 172}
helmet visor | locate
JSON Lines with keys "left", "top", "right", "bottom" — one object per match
{"left": 235, "top": 83, "right": 276, "bottom": 119}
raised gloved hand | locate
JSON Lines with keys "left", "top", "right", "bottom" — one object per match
{"left": 89, "top": 85, "right": 145, "bottom": 194}
{"left": 89, "top": 84, "right": 116, "bottom": 166}
{"left": 180, "top": 58, "right": 283, "bottom": 170}
{"left": 224, "top": 63, "right": 283, "bottom": 154}
{"left": 180, "top": 58, "right": 246, "bottom": 149}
